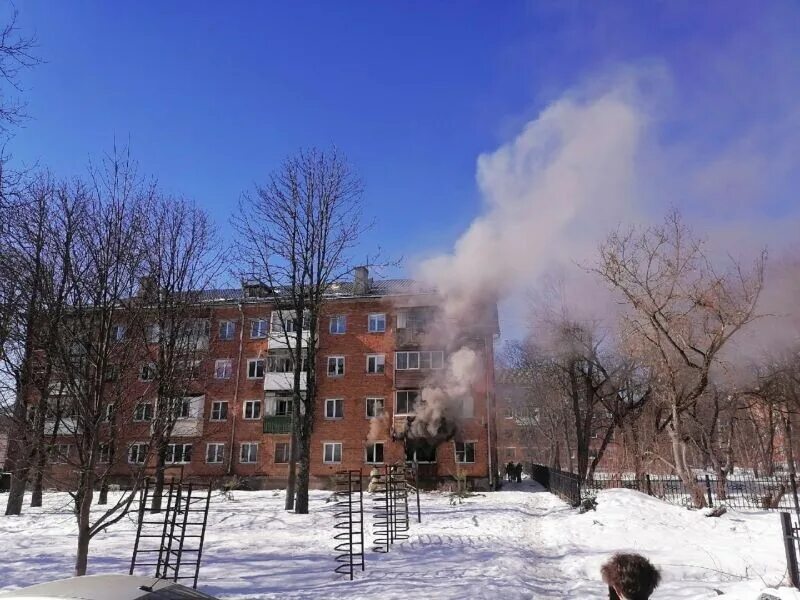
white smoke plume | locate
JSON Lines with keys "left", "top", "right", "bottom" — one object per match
{"left": 407, "top": 347, "right": 484, "bottom": 440}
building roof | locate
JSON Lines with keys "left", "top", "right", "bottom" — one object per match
{"left": 197, "top": 278, "right": 436, "bottom": 304}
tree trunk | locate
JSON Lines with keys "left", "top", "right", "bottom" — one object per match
{"left": 668, "top": 410, "right": 706, "bottom": 508}
{"left": 284, "top": 419, "right": 297, "bottom": 511}
{"left": 151, "top": 448, "right": 167, "bottom": 513}
{"left": 294, "top": 424, "right": 311, "bottom": 514}
{"left": 30, "top": 457, "right": 44, "bottom": 508}
{"left": 98, "top": 480, "right": 109, "bottom": 505}
{"left": 74, "top": 478, "right": 94, "bottom": 576}
{"left": 5, "top": 469, "right": 28, "bottom": 515}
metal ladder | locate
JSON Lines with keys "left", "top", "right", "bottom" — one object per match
{"left": 130, "top": 477, "right": 212, "bottom": 589}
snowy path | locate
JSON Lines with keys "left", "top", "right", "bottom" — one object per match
{"left": 0, "top": 482, "right": 797, "bottom": 599}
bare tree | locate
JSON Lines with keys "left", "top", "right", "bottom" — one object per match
{"left": 138, "top": 196, "right": 222, "bottom": 512}
{"left": 0, "top": 174, "right": 72, "bottom": 515}
{"left": 234, "top": 147, "right": 370, "bottom": 514}
{"left": 45, "top": 151, "right": 156, "bottom": 575}
{"left": 594, "top": 210, "right": 765, "bottom": 506}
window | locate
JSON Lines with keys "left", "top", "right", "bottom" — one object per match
{"left": 111, "top": 324, "right": 126, "bottom": 342}
{"left": 98, "top": 443, "right": 111, "bottom": 464}
{"left": 145, "top": 324, "right": 160, "bottom": 344}
{"left": 395, "top": 390, "right": 419, "bottom": 415}
{"left": 165, "top": 443, "right": 192, "bottom": 464}
{"left": 271, "top": 310, "right": 308, "bottom": 334}
{"left": 173, "top": 397, "right": 191, "bottom": 419}
{"left": 179, "top": 359, "right": 201, "bottom": 380}
{"left": 243, "top": 400, "right": 261, "bottom": 420}
{"left": 247, "top": 359, "right": 266, "bottom": 379}
{"left": 139, "top": 363, "right": 156, "bottom": 382}
{"left": 215, "top": 359, "right": 233, "bottom": 379}
{"left": 327, "top": 356, "right": 345, "bottom": 377}
{"left": 103, "top": 403, "right": 115, "bottom": 422}
{"left": 504, "top": 447, "right": 517, "bottom": 460}
{"left": 134, "top": 402, "right": 153, "bottom": 422}
{"left": 458, "top": 395, "right": 474, "bottom": 418}
{"left": 240, "top": 442, "right": 258, "bottom": 464}
{"left": 207, "top": 443, "right": 225, "bottom": 464}
{"left": 210, "top": 401, "right": 228, "bottom": 421}
{"left": 395, "top": 351, "right": 444, "bottom": 370}
{"left": 366, "top": 397, "right": 384, "bottom": 418}
{"left": 329, "top": 315, "right": 347, "bottom": 334}
{"left": 454, "top": 441, "right": 476, "bottom": 464}
{"left": 264, "top": 393, "right": 293, "bottom": 416}
{"left": 128, "top": 442, "right": 149, "bottom": 464}
{"left": 405, "top": 442, "right": 436, "bottom": 463}
{"left": 52, "top": 444, "right": 71, "bottom": 463}
{"left": 274, "top": 442, "right": 291, "bottom": 464}
{"left": 218, "top": 320, "right": 235, "bottom": 341}
{"left": 323, "top": 442, "right": 342, "bottom": 464}
{"left": 365, "top": 442, "right": 384, "bottom": 464}
{"left": 325, "top": 398, "right": 344, "bottom": 419}
{"left": 366, "top": 354, "right": 385, "bottom": 374}
{"left": 368, "top": 313, "right": 386, "bottom": 333}
{"left": 250, "top": 319, "right": 268, "bottom": 339}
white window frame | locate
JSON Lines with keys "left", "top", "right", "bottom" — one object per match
{"left": 218, "top": 320, "right": 235, "bottom": 341}
{"left": 240, "top": 442, "right": 258, "bottom": 464}
{"left": 139, "top": 362, "right": 156, "bottom": 382}
{"left": 250, "top": 318, "right": 268, "bottom": 339}
{"left": 174, "top": 397, "right": 191, "bottom": 420}
{"left": 395, "top": 350, "right": 444, "bottom": 371}
{"left": 366, "top": 397, "right": 385, "bottom": 418}
{"left": 323, "top": 442, "right": 343, "bottom": 464}
{"left": 210, "top": 400, "right": 228, "bottom": 421}
{"left": 365, "top": 442, "right": 384, "bottom": 464}
{"left": 214, "top": 359, "right": 233, "bottom": 380}
{"left": 102, "top": 403, "right": 114, "bottom": 422}
{"left": 368, "top": 313, "right": 386, "bottom": 333}
{"left": 52, "top": 443, "right": 71, "bottom": 464}
{"left": 165, "top": 443, "right": 193, "bottom": 465}
{"left": 274, "top": 442, "right": 291, "bottom": 464}
{"left": 247, "top": 358, "right": 266, "bottom": 379}
{"left": 243, "top": 400, "right": 261, "bottom": 420}
{"left": 454, "top": 441, "right": 477, "bottom": 464}
{"left": 112, "top": 324, "right": 126, "bottom": 342}
{"left": 206, "top": 443, "right": 225, "bottom": 464}
{"left": 145, "top": 324, "right": 160, "bottom": 344}
{"left": 329, "top": 315, "right": 347, "bottom": 334}
{"left": 327, "top": 356, "right": 345, "bottom": 377}
{"left": 395, "top": 390, "right": 419, "bottom": 415}
{"left": 366, "top": 354, "right": 385, "bottom": 374}
{"left": 133, "top": 402, "right": 153, "bottom": 422}
{"left": 325, "top": 398, "right": 344, "bottom": 420}
{"left": 128, "top": 442, "right": 148, "bottom": 464}
{"left": 97, "top": 443, "right": 111, "bottom": 464}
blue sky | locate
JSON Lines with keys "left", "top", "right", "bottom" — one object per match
{"left": 7, "top": 2, "right": 800, "bottom": 311}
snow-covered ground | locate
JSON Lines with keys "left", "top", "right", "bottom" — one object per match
{"left": 0, "top": 482, "right": 797, "bottom": 599}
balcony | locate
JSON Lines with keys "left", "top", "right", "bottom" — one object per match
{"left": 268, "top": 330, "right": 311, "bottom": 350}
{"left": 263, "top": 415, "right": 292, "bottom": 434}
{"left": 263, "top": 371, "right": 307, "bottom": 391}
{"left": 395, "top": 327, "right": 426, "bottom": 348}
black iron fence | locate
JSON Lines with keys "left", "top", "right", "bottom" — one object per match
{"left": 530, "top": 464, "right": 581, "bottom": 506}
{"left": 531, "top": 464, "right": 800, "bottom": 512}
{"left": 781, "top": 512, "right": 800, "bottom": 589}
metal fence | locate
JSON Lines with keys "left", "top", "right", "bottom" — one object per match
{"left": 531, "top": 464, "right": 800, "bottom": 512}
{"left": 530, "top": 464, "right": 581, "bottom": 506}
{"left": 781, "top": 512, "right": 800, "bottom": 589}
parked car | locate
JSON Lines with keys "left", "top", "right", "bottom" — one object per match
{"left": 0, "top": 575, "right": 220, "bottom": 600}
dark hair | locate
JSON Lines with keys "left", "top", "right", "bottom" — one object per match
{"left": 601, "top": 553, "right": 661, "bottom": 600}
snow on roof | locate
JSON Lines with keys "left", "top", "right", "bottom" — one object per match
{"left": 196, "top": 278, "right": 436, "bottom": 304}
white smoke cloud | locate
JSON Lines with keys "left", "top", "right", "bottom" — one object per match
{"left": 417, "top": 73, "right": 651, "bottom": 327}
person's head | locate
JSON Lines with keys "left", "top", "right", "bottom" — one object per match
{"left": 601, "top": 553, "right": 661, "bottom": 600}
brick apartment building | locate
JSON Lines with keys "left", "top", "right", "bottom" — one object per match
{"left": 43, "top": 269, "right": 499, "bottom": 490}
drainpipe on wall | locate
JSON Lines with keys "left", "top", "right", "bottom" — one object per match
{"left": 227, "top": 301, "right": 245, "bottom": 475}
{"left": 485, "top": 336, "right": 495, "bottom": 490}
